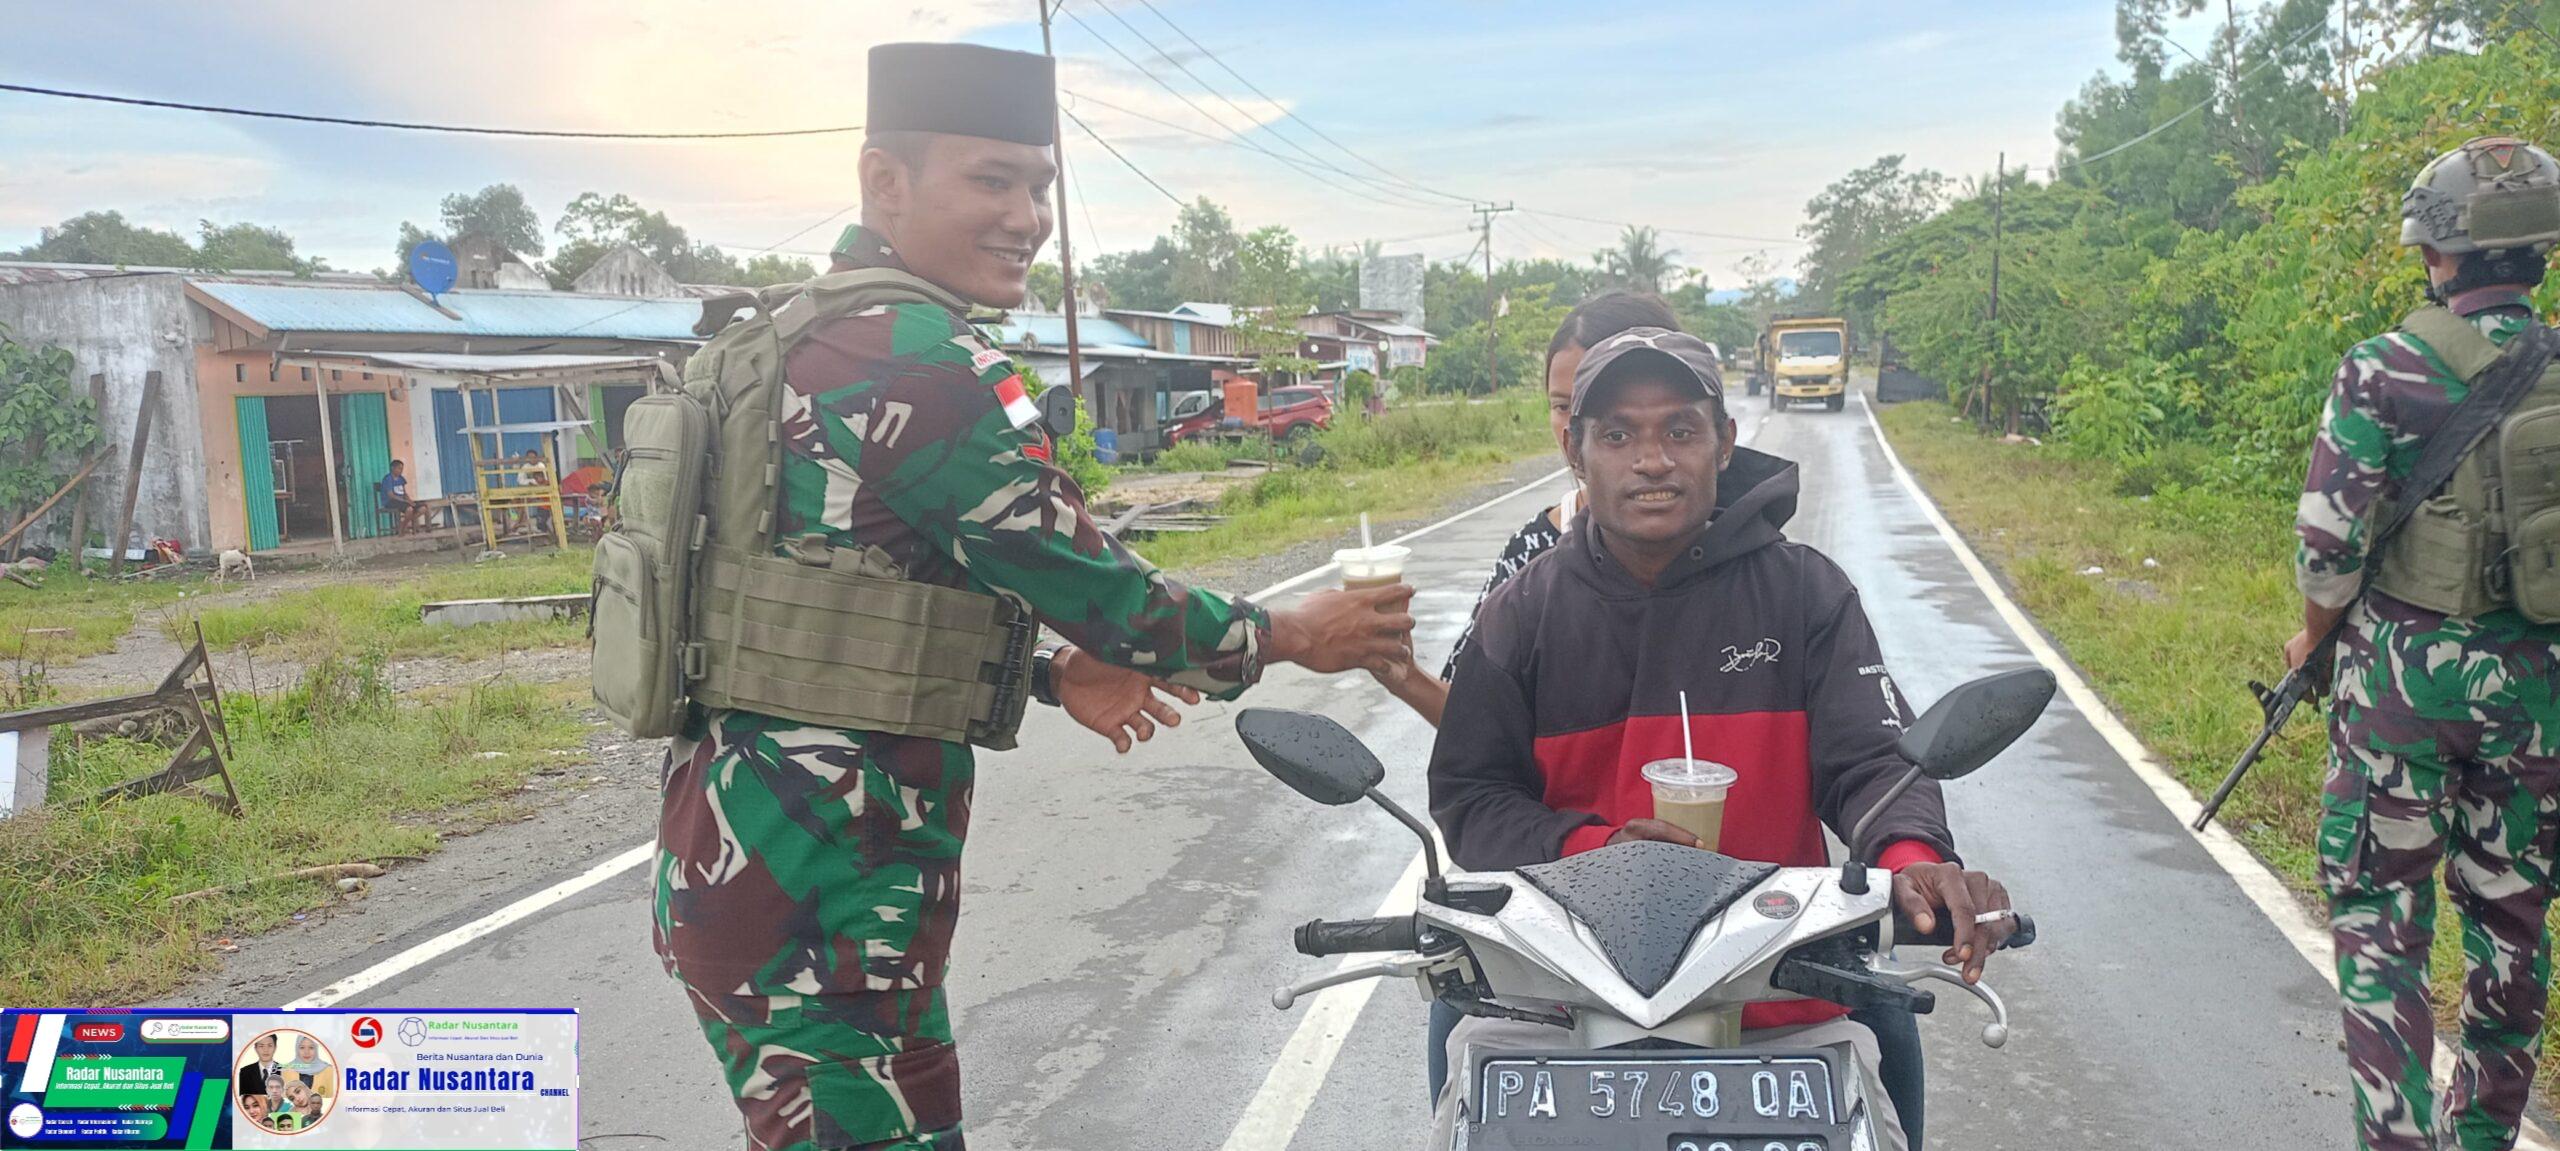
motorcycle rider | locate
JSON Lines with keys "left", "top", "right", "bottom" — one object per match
{"left": 1375, "top": 292, "right": 1932, "bottom": 1144}
{"left": 1427, "top": 328, "right": 2017, "bottom": 1150}
{"left": 2288, "top": 135, "right": 2560, "bottom": 1151}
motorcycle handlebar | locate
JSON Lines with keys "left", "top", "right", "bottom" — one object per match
{"left": 1295, "top": 915, "right": 1422, "bottom": 957}
{"left": 1894, "top": 910, "right": 2037, "bottom": 952}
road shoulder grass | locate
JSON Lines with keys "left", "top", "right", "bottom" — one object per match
{"left": 0, "top": 651, "right": 589, "bottom": 1007}
{"left": 1130, "top": 390, "right": 1554, "bottom": 573}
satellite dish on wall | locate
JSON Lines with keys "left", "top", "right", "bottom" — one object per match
{"left": 407, "top": 241, "right": 458, "bottom": 299}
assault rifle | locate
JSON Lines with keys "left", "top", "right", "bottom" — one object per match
{"left": 2190, "top": 628, "right": 2335, "bottom": 832}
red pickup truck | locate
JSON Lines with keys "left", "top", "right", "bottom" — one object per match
{"left": 1165, "top": 385, "right": 1334, "bottom": 445}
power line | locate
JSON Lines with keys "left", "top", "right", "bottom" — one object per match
{"left": 1088, "top": 0, "right": 1452, "bottom": 209}
{"left": 0, "top": 80, "right": 862, "bottom": 139}
{"left": 1063, "top": 106, "right": 1186, "bottom": 208}
{"left": 1054, "top": 6, "right": 1442, "bottom": 212}
{"left": 1128, "top": 0, "right": 1483, "bottom": 206}
{"left": 2036, "top": 13, "right": 2332, "bottom": 176}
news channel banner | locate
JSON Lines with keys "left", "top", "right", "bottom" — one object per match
{"left": 0, "top": 1009, "right": 575, "bottom": 1149}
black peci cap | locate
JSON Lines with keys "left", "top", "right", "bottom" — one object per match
{"left": 867, "top": 42, "right": 1057, "bottom": 147}
{"left": 1570, "top": 327, "right": 1726, "bottom": 417}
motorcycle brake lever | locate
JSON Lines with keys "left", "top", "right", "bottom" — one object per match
{"left": 1878, "top": 962, "right": 2011, "bottom": 1049}
{"left": 1272, "top": 955, "right": 1430, "bottom": 1011}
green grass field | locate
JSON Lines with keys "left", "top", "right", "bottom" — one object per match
{"left": 0, "top": 655, "right": 587, "bottom": 1007}
{"left": 168, "top": 548, "right": 596, "bottom": 662}
{"left": 1132, "top": 390, "right": 1557, "bottom": 573}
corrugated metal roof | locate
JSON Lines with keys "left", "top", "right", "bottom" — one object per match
{"left": 191, "top": 281, "right": 702, "bottom": 340}
{"left": 0, "top": 261, "right": 382, "bottom": 287}
{"left": 1171, "top": 302, "right": 1235, "bottom": 325}
{"left": 293, "top": 351, "right": 668, "bottom": 379}
{"left": 986, "top": 312, "right": 1152, "bottom": 349}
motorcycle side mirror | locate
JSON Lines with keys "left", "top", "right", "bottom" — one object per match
{"left": 1234, "top": 708, "right": 1447, "bottom": 896}
{"left": 1037, "top": 385, "right": 1079, "bottom": 439}
{"left": 1840, "top": 668, "right": 2056, "bottom": 896}
{"left": 1895, "top": 667, "right": 2057, "bottom": 782}
{"left": 1236, "top": 708, "right": 1385, "bottom": 806}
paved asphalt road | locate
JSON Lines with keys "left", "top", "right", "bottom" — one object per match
{"left": 293, "top": 394, "right": 2352, "bottom": 1150}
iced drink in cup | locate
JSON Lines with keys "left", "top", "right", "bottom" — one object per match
{"left": 1333, "top": 543, "right": 1412, "bottom": 593}
{"left": 1641, "top": 758, "right": 1739, "bottom": 852}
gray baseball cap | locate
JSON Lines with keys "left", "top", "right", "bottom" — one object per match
{"left": 1570, "top": 326, "right": 1725, "bottom": 417}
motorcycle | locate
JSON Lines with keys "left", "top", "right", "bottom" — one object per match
{"left": 1235, "top": 666, "right": 2055, "bottom": 1151}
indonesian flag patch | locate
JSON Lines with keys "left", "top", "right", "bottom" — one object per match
{"left": 995, "top": 374, "right": 1043, "bottom": 430}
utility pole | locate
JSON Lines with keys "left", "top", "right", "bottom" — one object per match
{"left": 1040, "top": 1, "right": 1086, "bottom": 403}
{"left": 1473, "top": 202, "right": 1513, "bottom": 392}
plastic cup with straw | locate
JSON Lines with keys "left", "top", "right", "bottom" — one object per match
{"left": 1642, "top": 690, "right": 1738, "bottom": 851}
{"left": 1334, "top": 511, "right": 1410, "bottom": 594}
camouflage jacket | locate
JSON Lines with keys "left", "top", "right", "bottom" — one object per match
{"left": 776, "top": 228, "right": 1269, "bottom": 692}
{"left": 2295, "top": 286, "right": 2560, "bottom": 656}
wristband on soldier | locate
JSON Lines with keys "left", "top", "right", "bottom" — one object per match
{"left": 1030, "top": 643, "right": 1065, "bottom": 707}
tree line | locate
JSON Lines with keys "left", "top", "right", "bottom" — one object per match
{"left": 1062, "top": 197, "right": 1783, "bottom": 395}
{"left": 5, "top": 185, "right": 816, "bottom": 289}
{"left": 1790, "top": 0, "right": 2560, "bottom": 497}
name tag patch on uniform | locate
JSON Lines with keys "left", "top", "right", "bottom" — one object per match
{"left": 971, "top": 347, "right": 1013, "bottom": 374}
{"left": 994, "top": 374, "right": 1043, "bottom": 430}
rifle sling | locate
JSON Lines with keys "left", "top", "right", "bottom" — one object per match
{"left": 2327, "top": 319, "right": 2560, "bottom": 648}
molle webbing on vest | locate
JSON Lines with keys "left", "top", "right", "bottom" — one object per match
{"left": 592, "top": 267, "right": 1037, "bottom": 748}
{"left": 2371, "top": 305, "right": 2560, "bottom": 622}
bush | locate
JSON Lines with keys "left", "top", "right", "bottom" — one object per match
{"left": 1152, "top": 440, "right": 1240, "bottom": 473}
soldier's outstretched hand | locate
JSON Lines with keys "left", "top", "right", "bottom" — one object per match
{"left": 1051, "top": 645, "right": 1203, "bottom": 754}
{"left": 1268, "top": 584, "right": 1418, "bottom": 675}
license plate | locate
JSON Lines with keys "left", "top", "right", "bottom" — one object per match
{"left": 1466, "top": 1050, "right": 1847, "bottom": 1151}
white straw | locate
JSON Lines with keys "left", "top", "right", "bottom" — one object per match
{"left": 1679, "top": 690, "right": 1695, "bottom": 766}
{"left": 1359, "top": 512, "right": 1373, "bottom": 551}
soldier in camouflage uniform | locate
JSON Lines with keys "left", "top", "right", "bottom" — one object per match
{"left": 2292, "top": 137, "right": 2560, "bottom": 1151}
{"left": 653, "top": 43, "right": 1416, "bottom": 1151}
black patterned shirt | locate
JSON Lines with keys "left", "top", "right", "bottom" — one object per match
{"left": 1442, "top": 496, "right": 1574, "bottom": 680}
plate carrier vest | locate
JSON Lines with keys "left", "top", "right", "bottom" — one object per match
{"left": 2372, "top": 305, "right": 2560, "bottom": 624}
{"left": 589, "top": 269, "right": 1037, "bottom": 748}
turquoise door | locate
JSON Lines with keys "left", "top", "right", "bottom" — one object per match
{"left": 336, "top": 393, "right": 393, "bottom": 539}
{"left": 235, "top": 398, "right": 280, "bottom": 552}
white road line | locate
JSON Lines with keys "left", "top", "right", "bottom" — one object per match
{"left": 1855, "top": 395, "right": 2554, "bottom": 1149}
{"left": 281, "top": 464, "right": 1571, "bottom": 1010}
{"left": 1217, "top": 850, "right": 1428, "bottom": 1151}
{"left": 285, "top": 842, "right": 656, "bottom": 1009}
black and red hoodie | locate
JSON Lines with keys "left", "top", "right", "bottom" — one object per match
{"left": 1428, "top": 446, "right": 1954, "bottom": 1030}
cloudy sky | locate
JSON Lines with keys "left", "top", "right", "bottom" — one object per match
{"left": 0, "top": 1, "right": 2204, "bottom": 287}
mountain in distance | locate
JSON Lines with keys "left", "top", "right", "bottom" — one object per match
{"left": 1703, "top": 278, "right": 1795, "bottom": 305}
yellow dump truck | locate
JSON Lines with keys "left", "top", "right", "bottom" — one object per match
{"left": 1758, "top": 315, "right": 1851, "bottom": 412}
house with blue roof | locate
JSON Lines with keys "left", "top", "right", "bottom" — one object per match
{"left": 0, "top": 266, "right": 695, "bottom": 556}
{"left": 992, "top": 309, "right": 1249, "bottom": 458}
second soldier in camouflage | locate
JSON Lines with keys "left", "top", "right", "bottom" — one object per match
{"left": 2293, "top": 136, "right": 2560, "bottom": 1151}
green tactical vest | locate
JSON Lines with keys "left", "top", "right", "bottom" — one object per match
{"left": 590, "top": 269, "right": 1037, "bottom": 749}
{"left": 2371, "top": 305, "right": 2560, "bottom": 623}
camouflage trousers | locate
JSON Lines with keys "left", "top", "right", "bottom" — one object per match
{"left": 2319, "top": 698, "right": 2560, "bottom": 1150}
{"left": 655, "top": 712, "right": 975, "bottom": 1151}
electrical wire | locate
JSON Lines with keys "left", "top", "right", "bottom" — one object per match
{"left": 1088, "top": 0, "right": 1450, "bottom": 209}
{"left": 0, "top": 80, "right": 862, "bottom": 139}
{"left": 1128, "top": 0, "right": 1483, "bottom": 206}
{"left": 1064, "top": 106, "right": 1187, "bottom": 208}
{"left": 1054, "top": 6, "right": 1442, "bottom": 212}
{"left": 2036, "top": 13, "right": 2333, "bottom": 176}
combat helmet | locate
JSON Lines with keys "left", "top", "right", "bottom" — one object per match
{"left": 2401, "top": 135, "right": 2560, "bottom": 255}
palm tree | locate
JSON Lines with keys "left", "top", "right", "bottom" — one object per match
{"left": 1594, "top": 225, "right": 1682, "bottom": 295}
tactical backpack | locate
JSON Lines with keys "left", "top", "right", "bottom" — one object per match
{"left": 590, "top": 269, "right": 1037, "bottom": 747}
{"left": 2372, "top": 306, "right": 2560, "bottom": 622}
